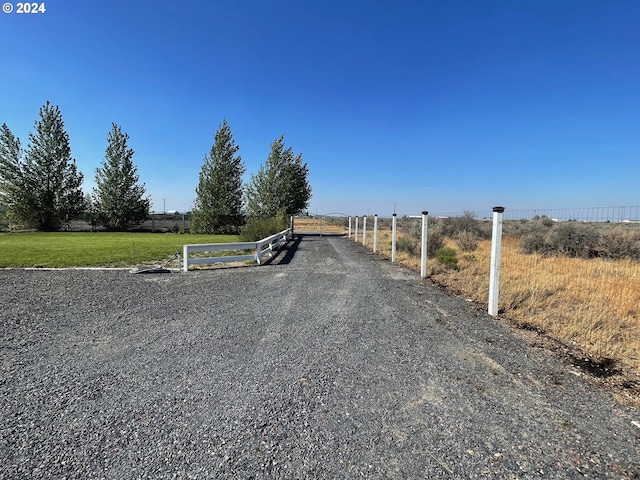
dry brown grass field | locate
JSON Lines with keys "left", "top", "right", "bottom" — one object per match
{"left": 434, "top": 238, "right": 639, "bottom": 372}
{"left": 293, "top": 216, "right": 349, "bottom": 233}
{"left": 344, "top": 219, "right": 640, "bottom": 384}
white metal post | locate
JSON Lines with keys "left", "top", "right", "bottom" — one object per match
{"left": 420, "top": 210, "right": 428, "bottom": 279}
{"left": 348, "top": 216, "right": 352, "bottom": 238}
{"left": 488, "top": 206, "right": 505, "bottom": 316}
{"left": 290, "top": 216, "right": 294, "bottom": 239}
{"left": 355, "top": 216, "right": 359, "bottom": 242}
{"left": 362, "top": 215, "right": 367, "bottom": 246}
{"left": 391, "top": 213, "right": 397, "bottom": 263}
{"left": 373, "top": 214, "right": 378, "bottom": 253}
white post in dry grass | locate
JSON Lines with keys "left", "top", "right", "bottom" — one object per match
{"left": 362, "top": 215, "right": 367, "bottom": 246}
{"left": 373, "top": 214, "right": 378, "bottom": 253}
{"left": 355, "top": 216, "right": 359, "bottom": 242}
{"left": 391, "top": 213, "right": 397, "bottom": 263}
{"left": 420, "top": 210, "right": 429, "bottom": 279}
{"left": 488, "top": 206, "right": 505, "bottom": 316}
{"left": 348, "top": 216, "right": 352, "bottom": 238}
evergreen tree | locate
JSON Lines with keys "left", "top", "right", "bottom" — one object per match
{"left": 191, "top": 119, "right": 245, "bottom": 233}
{"left": 246, "top": 136, "right": 283, "bottom": 219}
{"left": 246, "top": 135, "right": 311, "bottom": 218}
{"left": 280, "top": 146, "right": 311, "bottom": 216}
{"left": 22, "top": 102, "right": 85, "bottom": 230}
{"left": 0, "top": 123, "right": 27, "bottom": 225}
{"left": 93, "top": 123, "right": 150, "bottom": 230}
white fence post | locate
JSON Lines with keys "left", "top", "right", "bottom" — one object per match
{"left": 362, "top": 215, "right": 367, "bottom": 246}
{"left": 355, "top": 216, "right": 359, "bottom": 242}
{"left": 373, "top": 214, "right": 378, "bottom": 253}
{"left": 488, "top": 206, "right": 505, "bottom": 316}
{"left": 420, "top": 210, "right": 428, "bottom": 279}
{"left": 290, "top": 216, "right": 294, "bottom": 238}
{"left": 391, "top": 213, "right": 397, "bottom": 263}
{"left": 183, "top": 244, "right": 189, "bottom": 272}
{"left": 348, "top": 216, "right": 352, "bottom": 238}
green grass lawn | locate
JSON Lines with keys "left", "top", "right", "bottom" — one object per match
{"left": 0, "top": 232, "right": 240, "bottom": 268}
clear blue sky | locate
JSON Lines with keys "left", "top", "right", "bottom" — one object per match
{"left": 1, "top": 0, "right": 638, "bottom": 216}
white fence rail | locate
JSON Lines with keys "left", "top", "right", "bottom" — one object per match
{"left": 182, "top": 228, "right": 292, "bottom": 272}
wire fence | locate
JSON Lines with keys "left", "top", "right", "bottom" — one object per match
{"left": 433, "top": 206, "right": 640, "bottom": 223}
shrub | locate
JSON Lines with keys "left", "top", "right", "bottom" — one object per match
{"left": 428, "top": 227, "right": 445, "bottom": 258}
{"left": 435, "top": 246, "right": 458, "bottom": 270}
{"left": 520, "top": 221, "right": 608, "bottom": 258}
{"left": 519, "top": 230, "right": 549, "bottom": 255}
{"left": 240, "top": 212, "right": 289, "bottom": 242}
{"left": 409, "top": 220, "right": 422, "bottom": 239}
{"left": 546, "top": 222, "right": 600, "bottom": 258}
{"left": 508, "top": 216, "right": 555, "bottom": 238}
{"left": 455, "top": 230, "right": 478, "bottom": 252}
{"left": 396, "top": 235, "right": 420, "bottom": 256}
{"left": 538, "top": 216, "right": 555, "bottom": 228}
{"left": 596, "top": 230, "right": 640, "bottom": 260}
{"left": 434, "top": 211, "right": 492, "bottom": 240}
{"left": 457, "top": 210, "right": 480, "bottom": 234}
{"left": 395, "top": 224, "right": 446, "bottom": 259}
{"left": 436, "top": 216, "right": 457, "bottom": 238}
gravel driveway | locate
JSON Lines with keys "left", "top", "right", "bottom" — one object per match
{"left": 1, "top": 234, "right": 638, "bottom": 478}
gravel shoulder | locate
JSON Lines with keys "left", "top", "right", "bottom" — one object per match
{"left": 1, "top": 234, "right": 639, "bottom": 479}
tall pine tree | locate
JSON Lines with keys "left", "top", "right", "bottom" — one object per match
{"left": 246, "top": 135, "right": 311, "bottom": 218}
{"left": 280, "top": 145, "right": 311, "bottom": 216}
{"left": 0, "top": 123, "right": 27, "bottom": 225}
{"left": 22, "top": 102, "right": 85, "bottom": 230}
{"left": 93, "top": 123, "right": 150, "bottom": 230}
{"left": 191, "top": 119, "right": 245, "bottom": 234}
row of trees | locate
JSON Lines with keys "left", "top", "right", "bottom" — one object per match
{"left": 0, "top": 102, "right": 149, "bottom": 231}
{"left": 0, "top": 103, "right": 312, "bottom": 233}
{"left": 190, "top": 120, "right": 312, "bottom": 234}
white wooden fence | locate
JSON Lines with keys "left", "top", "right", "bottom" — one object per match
{"left": 182, "top": 228, "right": 292, "bottom": 271}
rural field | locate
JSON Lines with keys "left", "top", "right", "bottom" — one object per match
{"left": 299, "top": 216, "right": 640, "bottom": 384}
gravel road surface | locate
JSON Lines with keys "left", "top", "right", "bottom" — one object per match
{"left": 1, "top": 234, "right": 638, "bottom": 478}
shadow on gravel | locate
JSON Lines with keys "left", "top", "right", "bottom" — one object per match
{"left": 264, "top": 233, "right": 345, "bottom": 266}
{"left": 263, "top": 235, "right": 302, "bottom": 266}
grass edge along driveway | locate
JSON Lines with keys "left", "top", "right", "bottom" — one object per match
{"left": 0, "top": 232, "right": 240, "bottom": 268}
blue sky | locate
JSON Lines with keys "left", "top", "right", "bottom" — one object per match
{"left": 1, "top": 0, "right": 638, "bottom": 216}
